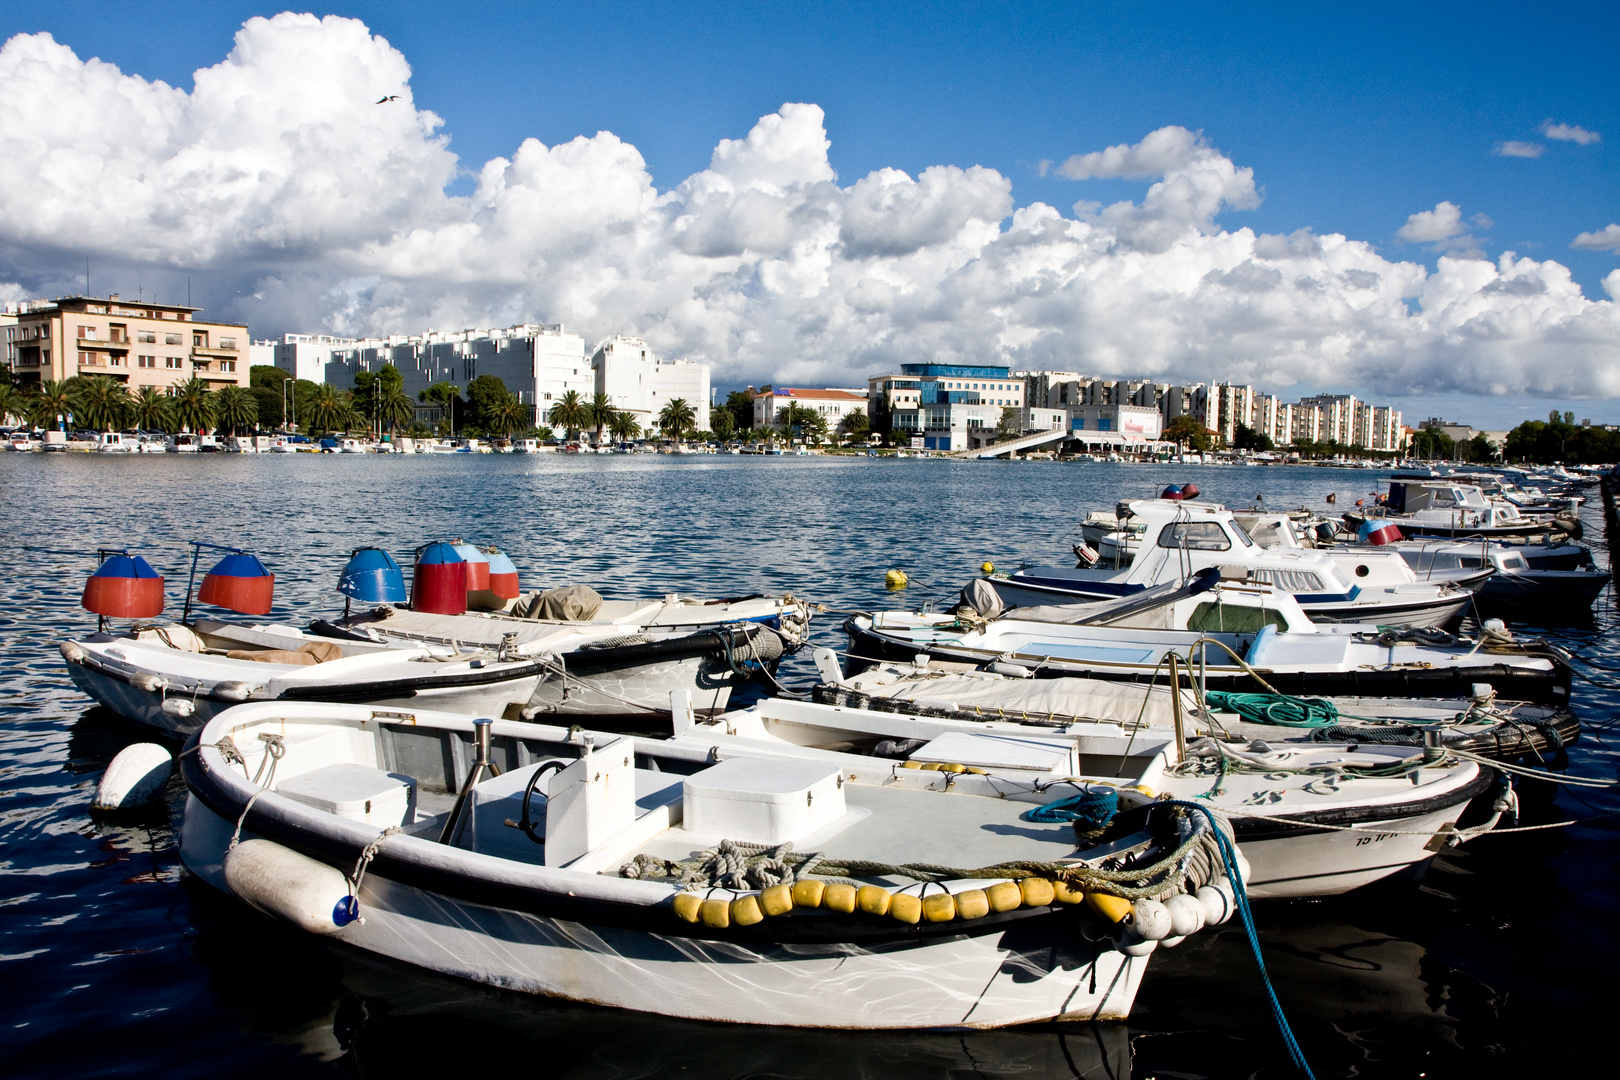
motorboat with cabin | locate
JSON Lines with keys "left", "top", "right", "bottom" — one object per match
{"left": 95, "top": 431, "right": 138, "bottom": 453}
{"left": 1345, "top": 479, "right": 1582, "bottom": 540}
{"left": 1385, "top": 537, "right": 1609, "bottom": 611}
{"left": 175, "top": 701, "right": 1237, "bottom": 1026}
{"left": 845, "top": 568, "right": 1569, "bottom": 702}
{"left": 990, "top": 500, "right": 1471, "bottom": 626}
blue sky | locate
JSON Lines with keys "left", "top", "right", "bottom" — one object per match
{"left": 1, "top": 1, "right": 1616, "bottom": 426}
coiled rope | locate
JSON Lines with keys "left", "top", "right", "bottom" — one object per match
{"left": 1203, "top": 690, "right": 1340, "bottom": 728}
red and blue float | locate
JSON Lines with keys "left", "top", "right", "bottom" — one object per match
{"left": 412, "top": 543, "right": 468, "bottom": 615}
{"left": 196, "top": 552, "right": 276, "bottom": 614}
{"left": 1357, "top": 518, "right": 1403, "bottom": 546}
{"left": 451, "top": 542, "right": 491, "bottom": 593}
{"left": 1160, "top": 485, "right": 1184, "bottom": 500}
{"left": 82, "top": 552, "right": 165, "bottom": 622}
{"left": 484, "top": 549, "right": 520, "bottom": 600}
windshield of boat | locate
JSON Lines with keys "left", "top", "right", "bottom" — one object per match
{"left": 1156, "top": 522, "right": 1232, "bottom": 551}
{"left": 1227, "top": 518, "right": 1257, "bottom": 547}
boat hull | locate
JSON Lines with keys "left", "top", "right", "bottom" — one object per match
{"left": 841, "top": 619, "right": 1570, "bottom": 704}
{"left": 63, "top": 644, "right": 542, "bottom": 735}
{"left": 178, "top": 768, "right": 1148, "bottom": 1028}
{"left": 991, "top": 575, "right": 1469, "bottom": 628}
{"left": 1231, "top": 767, "right": 1494, "bottom": 898}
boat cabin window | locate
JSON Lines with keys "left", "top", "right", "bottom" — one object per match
{"left": 1156, "top": 522, "right": 1231, "bottom": 551}
{"left": 1250, "top": 569, "right": 1327, "bottom": 593}
{"left": 1186, "top": 602, "right": 1290, "bottom": 634}
{"left": 1227, "top": 519, "right": 1257, "bottom": 547}
{"left": 1499, "top": 554, "right": 1526, "bottom": 569}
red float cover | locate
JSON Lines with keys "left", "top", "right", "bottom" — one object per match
{"left": 198, "top": 573, "right": 275, "bottom": 615}
{"left": 487, "top": 571, "right": 520, "bottom": 599}
{"left": 1366, "top": 522, "right": 1402, "bottom": 546}
{"left": 82, "top": 576, "right": 165, "bottom": 618}
{"left": 413, "top": 562, "right": 468, "bottom": 614}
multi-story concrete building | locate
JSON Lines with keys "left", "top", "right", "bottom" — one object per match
{"left": 1210, "top": 383, "right": 1256, "bottom": 444}
{"left": 1068, "top": 403, "right": 1163, "bottom": 442}
{"left": 326, "top": 324, "right": 589, "bottom": 428}
{"left": 1299, "top": 394, "right": 1358, "bottom": 445}
{"left": 751, "top": 387, "right": 868, "bottom": 432}
{"left": 264, "top": 333, "right": 357, "bottom": 384}
{"left": 590, "top": 335, "right": 711, "bottom": 432}
{"left": 4, "top": 295, "right": 248, "bottom": 392}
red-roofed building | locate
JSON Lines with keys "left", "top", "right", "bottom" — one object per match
{"left": 751, "top": 386, "right": 868, "bottom": 431}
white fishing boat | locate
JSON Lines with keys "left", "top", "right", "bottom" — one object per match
{"left": 1388, "top": 537, "right": 1609, "bottom": 610}
{"left": 5, "top": 430, "right": 40, "bottom": 451}
{"left": 168, "top": 432, "right": 202, "bottom": 452}
{"left": 993, "top": 500, "right": 1471, "bottom": 626}
{"left": 675, "top": 693, "right": 1501, "bottom": 898}
{"left": 176, "top": 701, "right": 1238, "bottom": 1027}
{"left": 845, "top": 570, "right": 1570, "bottom": 702}
{"left": 1349, "top": 479, "right": 1581, "bottom": 539}
{"left": 60, "top": 624, "right": 559, "bottom": 735}
{"left": 815, "top": 651, "right": 1579, "bottom": 766}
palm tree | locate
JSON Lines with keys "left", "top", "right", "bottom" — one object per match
{"left": 547, "top": 390, "right": 589, "bottom": 441}
{"left": 306, "top": 383, "right": 351, "bottom": 434}
{"left": 840, "top": 408, "right": 870, "bottom": 444}
{"left": 657, "top": 397, "right": 697, "bottom": 442}
{"left": 489, "top": 393, "right": 530, "bottom": 437}
{"left": 214, "top": 385, "right": 259, "bottom": 436}
{"left": 0, "top": 383, "right": 20, "bottom": 426}
{"left": 586, "top": 392, "right": 614, "bottom": 447}
{"left": 778, "top": 401, "right": 818, "bottom": 444}
{"left": 73, "top": 375, "right": 133, "bottom": 432}
{"left": 129, "top": 386, "right": 176, "bottom": 432}
{"left": 607, "top": 409, "right": 641, "bottom": 443}
{"left": 171, "top": 377, "right": 217, "bottom": 433}
{"left": 29, "top": 380, "right": 75, "bottom": 429}
{"left": 380, "top": 387, "right": 416, "bottom": 435}
{"left": 710, "top": 408, "right": 735, "bottom": 442}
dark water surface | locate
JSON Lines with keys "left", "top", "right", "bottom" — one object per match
{"left": 1, "top": 453, "right": 1615, "bottom": 1078}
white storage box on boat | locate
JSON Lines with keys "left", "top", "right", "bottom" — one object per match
{"left": 907, "top": 731, "right": 1080, "bottom": 774}
{"left": 277, "top": 763, "right": 416, "bottom": 826}
{"left": 682, "top": 757, "right": 845, "bottom": 844}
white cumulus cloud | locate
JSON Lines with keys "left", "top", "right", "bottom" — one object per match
{"left": 1541, "top": 121, "right": 1601, "bottom": 145}
{"left": 1573, "top": 224, "right": 1620, "bottom": 252}
{"left": 1, "top": 15, "right": 1619, "bottom": 405}
{"left": 1494, "top": 140, "right": 1544, "bottom": 158}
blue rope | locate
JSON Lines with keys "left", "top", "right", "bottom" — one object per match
{"left": 1019, "top": 786, "right": 1118, "bottom": 825}
{"left": 1164, "top": 800, "right": 1316, "bottom": 1079}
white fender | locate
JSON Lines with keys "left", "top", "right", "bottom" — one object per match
{"left": 1117, "top": 929, "right": 1158, "bottom": 957}
{"left": 60, "top": 642, "right": 88, "bottom": 664}
{"left": 1164, "top": 892, "right": 1207, "bottom": 937}
{"left": 160, "top": 697, "right": 195, "bottom": 718}
{"left": 223, "top": 839, "right": 357, "bottom": 936}
{"left": 1130, "top": 898, "right": 1173, "bottom": 940}
{"left": 1195, "top": 878, "right": 1236, "bottom": 926}
{"left": 92, "top": 743, "right": 173, "bottom": 811}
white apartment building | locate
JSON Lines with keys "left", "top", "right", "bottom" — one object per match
{"left": 326, "top": 324, "right": 589, "bottom": 428}
{"left": 266, "top": 333, "right": 357, "bottom": 384}
{"left": 590, "top": 335, "right": 710, "bottom": 432}
{"left": 752, "top": 387, "right": 868, "bottom": 431}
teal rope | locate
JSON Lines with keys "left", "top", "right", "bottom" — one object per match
{"left": 1019, "top": 787, "right": 1119, "bottom": 825}
{"left": 1204, "top": 690, "right": 1340, "bottom": 728}
{"left": 1165, "top": 800, "right": 1315, "bottom": 1078}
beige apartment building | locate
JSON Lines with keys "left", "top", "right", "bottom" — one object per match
{"left": 4, "top": 295, "right": 249, "bottom": 391}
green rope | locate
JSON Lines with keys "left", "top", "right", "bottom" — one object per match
{"left": 1203, "top": 690, "right": 1341, "bottom": 728}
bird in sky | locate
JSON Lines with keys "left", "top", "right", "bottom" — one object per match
{"left": 375, "top": 95, "right": 399, "bottom": 104}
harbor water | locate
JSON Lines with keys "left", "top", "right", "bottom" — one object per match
{"left": 1, "top": 453, "right": 1615, "bottom": 1078}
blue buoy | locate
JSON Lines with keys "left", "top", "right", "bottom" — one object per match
{"left": 337, "top": 548, "right": 407, "bottom": 604}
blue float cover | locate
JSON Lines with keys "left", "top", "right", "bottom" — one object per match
{"left": 417, "top": 542, "right": 465, "bottom": 565}
{"left": 485, "top": 550, "right": 518, "bottom": 575}
{"left": 93, "top": 554, "right": 160, "bottom": 579}
{"left": 451, "top": 542, "right": 488, "bottom": 565}
{"left": 338, "top": 548, "right": 407, "bottom": 602}
{"left": 208, "top": 552, "right": 271, "bottom": 578}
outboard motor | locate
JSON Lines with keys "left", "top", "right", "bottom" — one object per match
{"left": 197, "top": 552, "right": 275, "bottom": 614}
{"left": 413, "top": 542, "right": 468, "bottom": 615}
{"left": 337, "top": 548, "right": 407, "bottom": 608}
{"left": 82, "top": 552, "right": 165, "bottom": 625}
